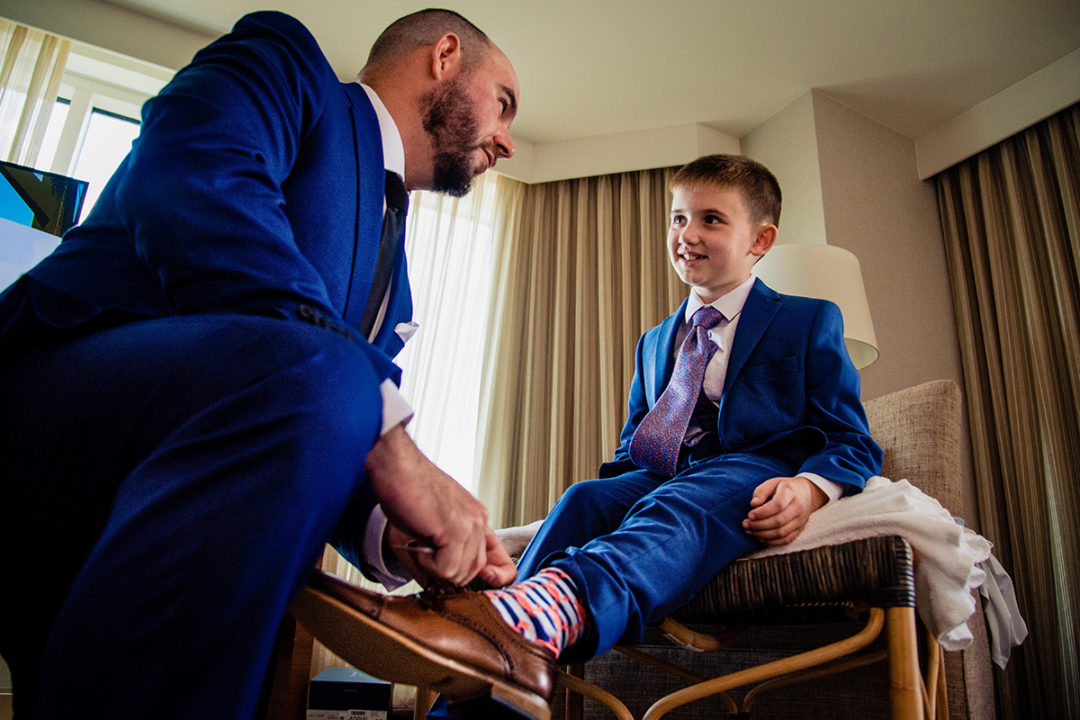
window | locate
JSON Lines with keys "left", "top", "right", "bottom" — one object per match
{"left": 68, "top": 108, "right": 140, "bottom": 218}
{"left": 37, "top": 41, "right": 169, "bottom": 219}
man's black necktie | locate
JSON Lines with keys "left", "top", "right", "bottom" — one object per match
{"left": 358, "top": 170, "right": 409, "bottom": 338}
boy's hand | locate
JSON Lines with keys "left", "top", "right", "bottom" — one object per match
{"left": 742, "top": 476, "right": 827, "bottom": 546}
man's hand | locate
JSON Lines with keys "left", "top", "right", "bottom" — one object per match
{"left": 386, "top": 522, "right": 517, "bottom": 588}
{"left": 366, "top": 424, "right": 496, "bottom": 587}
{"left": 742, "top": 476, "right": 827, "bottom": 546}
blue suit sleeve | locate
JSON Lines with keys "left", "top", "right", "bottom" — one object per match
{"left": 599, "top": 332, "right": 651, "bottom": 477}
{"left": 797, "top": 301, "right": 883, "bottom": 491}
{"left": 111, "top": 12, "right": 398, "bottom": 380}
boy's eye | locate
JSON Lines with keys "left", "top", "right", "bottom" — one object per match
{"left": 671, "top": 215, "right": 687, "bottom": 226}
{"left": 704, "top": 214, "right": 724, "bottom": 224}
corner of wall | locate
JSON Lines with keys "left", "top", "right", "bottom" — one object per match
{"left": 742, "top": 91, "right": 828, "bottom": 246}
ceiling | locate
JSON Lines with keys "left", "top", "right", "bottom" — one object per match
{"left": 98, "top": 0, "right": 1080, "bottom": 148}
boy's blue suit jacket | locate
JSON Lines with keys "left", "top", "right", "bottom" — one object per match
{"left": 0, "top": 11, "right": 411, "bottom": 384}
{"left": 600, "top": 278, "right": 882, "bottom": 492}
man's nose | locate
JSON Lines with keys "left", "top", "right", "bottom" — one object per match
{"left": 494, "top": 126, "right": 514, "bottom": 159}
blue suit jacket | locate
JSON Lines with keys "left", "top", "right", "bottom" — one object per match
{"left": 0, "top": 11, "right": 410, "bottom": 382}
{"left": 0, "top": 12, "right": 410, "bottom": 572}
{"left": 600, "top": 278, "right": 882, "bottom": 492}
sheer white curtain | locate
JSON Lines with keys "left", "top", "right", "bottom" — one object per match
{"left": 396, "top": 170, "right": 523, "bottom": 492}
{"left": 0, "top": 20, "right": 70, "bottom": 166}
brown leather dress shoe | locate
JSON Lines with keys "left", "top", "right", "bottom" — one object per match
{"left": 290, "top": 571, "right": 556, "bottom": 719}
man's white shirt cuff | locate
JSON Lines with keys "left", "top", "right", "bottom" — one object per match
{"left": 362, "top": 504, "right": 411, "bottom": 591}
{"left": 380, "top": 380, "right": 413, "bottom": 435}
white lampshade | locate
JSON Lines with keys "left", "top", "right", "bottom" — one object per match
{"left": 754, "top": 243, "right": 879, "bottom": 369}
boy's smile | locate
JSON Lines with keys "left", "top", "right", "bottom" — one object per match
{"left": 667, "top": 184, "right": 776, "bottom": 304}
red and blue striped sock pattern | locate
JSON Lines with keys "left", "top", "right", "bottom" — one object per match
{"left": 484, "top": 567, "right": 586, "bottom": 657}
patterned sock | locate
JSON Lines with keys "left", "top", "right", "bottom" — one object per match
{"left": 484, "top": 566, "right": 586, "bottom": 657}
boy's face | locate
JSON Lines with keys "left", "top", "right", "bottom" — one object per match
{"left": 667, "top": 184, "right": 776, "bottom": 304}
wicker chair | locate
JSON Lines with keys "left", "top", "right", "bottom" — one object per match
{"left": 555, "top": 379, "right": 994, "bottom": 720}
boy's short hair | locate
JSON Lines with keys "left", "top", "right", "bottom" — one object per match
{"left": 671, "top": 154, "right": 782, "bottom": 227}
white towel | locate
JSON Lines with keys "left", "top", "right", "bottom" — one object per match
{"left": 750, "top": 476, "right": 1024, "bottom": 664}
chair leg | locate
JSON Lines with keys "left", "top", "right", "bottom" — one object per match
{"left": 263, "top": 615, "right": 315, "bottom": 720}
{"left": 565, "top": 663, "right": 585, "bottom": 720}
{"left": 414, "top": 686, "right": 437, "bottom": 720}
{"left": 643, "top": 608, "right": 886, "bottom": 720}
{"left": 886, "top": 607, "right": 924, "bottom": 720}
{"left": 558, "top": 668, "right": 634, "bottom": 720}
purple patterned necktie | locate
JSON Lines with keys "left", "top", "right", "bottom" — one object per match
{"left": 629, "top": 305, "right": 724, "bottom": 476}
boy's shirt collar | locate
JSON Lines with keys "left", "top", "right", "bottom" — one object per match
{"left": 685, "top": 275, "right": 757, "bottom": 324}
{"left": 356, "top": 82, "right": 406, "bottom": 180}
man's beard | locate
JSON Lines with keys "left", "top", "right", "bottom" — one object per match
{"left": 421, "top": 75, "right": 484, "bottom": 198}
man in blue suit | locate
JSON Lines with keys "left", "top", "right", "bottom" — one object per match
{"left": 0, "top": 9, "right": 524, "bottom": 718}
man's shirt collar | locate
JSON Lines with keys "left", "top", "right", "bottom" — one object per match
{"left": 357, "top": 82, "right": 405, "bottom": 179}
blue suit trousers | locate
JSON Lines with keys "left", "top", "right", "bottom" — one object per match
{"left": 516, "top": 451, "right": 791, "bottom": 663}
{"left": 0, "top": 315, "right": 384, "bottom": 718}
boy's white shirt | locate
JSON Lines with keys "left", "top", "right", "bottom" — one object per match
{"left": 682, "top": 275, "right": 843, "bottom": 503}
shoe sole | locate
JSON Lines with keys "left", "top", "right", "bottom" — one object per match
{"left": 290, "top": 583, "right": 551, "bottom": 720}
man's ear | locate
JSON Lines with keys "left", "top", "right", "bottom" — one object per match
{"left": 428, "top": 32, "right": 463, "bottom": 80}
{"left": 751, "top": 224, "right": 777, "bottom": 258}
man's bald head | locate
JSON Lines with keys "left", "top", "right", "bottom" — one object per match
{"left": 361, "top": 8, "right": 492, "bottom": 81}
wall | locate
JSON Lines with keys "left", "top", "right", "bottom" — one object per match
{"left": 812, "top": 90, "right": 963, "bottom": 399}
{"left": 743, "top": 89, "right": 978, "bottom": 526}
{"left": 740, "top": 92, "right": 828, "bottom": 247}
{"left": 1, "top": 0, "right": 211, "bottom": 73}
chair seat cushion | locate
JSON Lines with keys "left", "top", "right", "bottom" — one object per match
{"left": 673, "top": 535, "right": 914, "bottom": 624}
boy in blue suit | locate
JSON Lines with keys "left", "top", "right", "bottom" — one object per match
{"left": 457, "top": 154, "right": 885, "bottom": 668}
{"left": 0, "top": 9, "right": 523, "bottom": 719}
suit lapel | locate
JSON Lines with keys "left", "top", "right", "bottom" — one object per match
{"left": 723, "top": 278, "right": 781, "bottom": 394}
{"left": 340, "top": 83, "right": 387, "bottom": 332}
{"left": 648, "top": 298, "right": 689, "bottom": 404}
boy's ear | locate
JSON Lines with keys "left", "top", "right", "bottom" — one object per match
{"left": 751, "top": 224, "right": 778, "bottom": 258}
{"left": 428, "top": 32, "right": 463, "bottom": 80}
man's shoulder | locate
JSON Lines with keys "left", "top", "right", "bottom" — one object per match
{"left": 209, "top": 11, "right": 335, "bottom": 77}
{"left": 232, "top": 10, "right": 316, "bottom": 42}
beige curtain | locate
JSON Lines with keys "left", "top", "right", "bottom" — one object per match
{"left": 936, "top": 103, "right": 1080, "bottom": 719}
{"left": 476, "top": 167, "right": 685, "bottom": 527}
{"left": 0, "top": 20, "right": 70, "bottom": 166}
